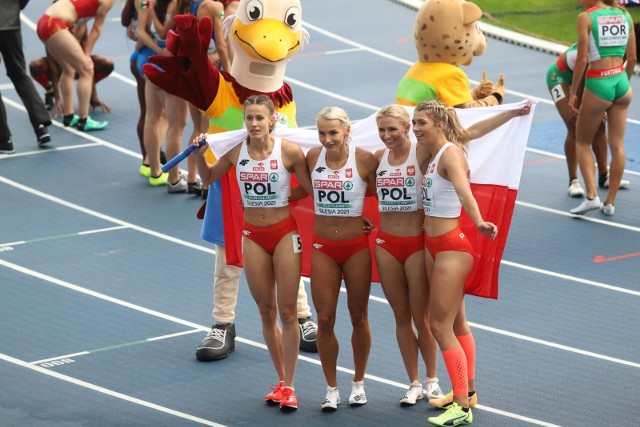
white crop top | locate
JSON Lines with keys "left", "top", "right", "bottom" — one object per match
{"left": 312, "top": 144, "right": 367, "bottom": 217}
{"left": 235, "top": 137, "right": 291, "bottom": 208}
{"left": 422, "top": 142, "right": 462, "bottom": 218}
{"left": 376, "top": 141, "right": 422, "bottom": 213}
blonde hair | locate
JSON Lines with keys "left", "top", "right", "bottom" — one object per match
{"left": 317, "top": 106, "right": 352, "bottom": 142}
{"left": 414, "top": 100, "right": 470, "bottom": 151}
{"left": 376, "top": 105, "right": 410, "bottom": 127}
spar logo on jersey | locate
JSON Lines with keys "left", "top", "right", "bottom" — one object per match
{"left": 314, "top": 180, "right": 342, "bottom": 190}
{"left": 239, "top": 172, "right": 268, "bottom": 182}
{"left": 270, "top": 159, "right": 278, "bottom": 170}
{"left": 407, "top": 165, "right": 416, "bottom": 176}
{"left": 269, "top": 173, "right": 280, "bottom": 182}
{"left": 253, "top": 162, "right": 266, "bottom": 172}
{"left": 377, "top": 177, "right": 405, "bottom": 187}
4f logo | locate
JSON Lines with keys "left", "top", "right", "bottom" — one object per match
{"left": 239, "top": 159, "right": 250, "bottom": 166}
{"left": 315, "top": 166, "right": 326, "bottom": 173}
{"left": 378, "top": 170, "right": 387, "bottom": 177}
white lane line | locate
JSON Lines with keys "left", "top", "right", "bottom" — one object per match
{"left": 0, "top": 258, "right": 562, "bottom": 426}
{"left": 0, "top": 353, "right": 227, "bottom": 427}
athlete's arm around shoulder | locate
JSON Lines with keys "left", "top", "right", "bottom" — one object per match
{"left": 282, "top": 139, "right": 312, "bottom": 196}
{"left": 356, "top": 147, "right": 378, "bottom": 196}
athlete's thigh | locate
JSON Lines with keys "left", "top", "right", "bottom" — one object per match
{"left": 242, "top": 238, "right": 276, "bottom": 305}
{"left": 428, "top": 251, "right": 472, "bottom": 322}
{"left": 46, "top": 31, "right": 85, "bottom": 72}
{"left": 273, "top": 232, "right": 303, "bottom": 308}
{"left": 375, "top": 247, "right": 410, "bottom": 314}
{"left": 607, "top": 89, "right": 632, "bottom": 147}
{"left": 576, "top": 90, "right": 611, "bottom": 143}
{"left": 343, "top": 249, "right": 372, "bottom": 314}
{"left": 310, "top": 250, "right": 342, "bottom": 318}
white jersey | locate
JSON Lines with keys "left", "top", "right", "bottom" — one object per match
{"left": 235, "top": 137, "right": 291, "bottom": 208}
{"left": 376, "top": 141, "right": 422, "bottom": 213}
{"left": 422, "top": 142, "right": 462, "bottom": 218}
{"left": 312, "top": 144, "right": 367, "bottom": 217}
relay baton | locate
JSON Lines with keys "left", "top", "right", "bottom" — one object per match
{"left": 161, "top": 137, "right": 208, "bottom": 173}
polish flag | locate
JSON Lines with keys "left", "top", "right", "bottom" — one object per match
{"left": 208, "top": 100, "right": 536, "bottom": 299}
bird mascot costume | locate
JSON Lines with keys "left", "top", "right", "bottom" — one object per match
{"left": 143, "top": 0, "right": 315, "bottom": 346}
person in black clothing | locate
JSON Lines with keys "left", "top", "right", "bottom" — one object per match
{"left": 0, "top": 0, "right": 52, "bottom": 154}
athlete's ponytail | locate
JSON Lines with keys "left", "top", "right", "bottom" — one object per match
{"left": 414, "top": 100, "right": 470, "bottom": 152}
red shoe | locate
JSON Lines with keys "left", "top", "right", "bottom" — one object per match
{"left": 279, "top": 387, "right": 298, "bottom": 412}
{"left": 265, "top": 381, "right": 284, "bottom": 405}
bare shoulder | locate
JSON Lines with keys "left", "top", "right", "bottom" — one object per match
{"left": 356, "top": 147, "right": 378, "bottom": 172}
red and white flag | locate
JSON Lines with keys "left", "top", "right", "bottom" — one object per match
{"left": 207, "top": 100, "right": 536, "bottom": 299}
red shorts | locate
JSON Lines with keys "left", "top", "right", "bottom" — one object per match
{"left": 242, "top": 216, "right": 300, "bottom": 254}
{"left": 375, "top": 230, "right": 424, "bottom": 264}
{"left": 37, "top": 15, "right": 69, "bottom": 42}
{"left": 312, "top": 234, "right": 369, "bottom": 266}
{"left": 424, "top": 227, "right": 474, "bottom": 259}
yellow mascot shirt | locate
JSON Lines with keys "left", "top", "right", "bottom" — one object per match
{"left": 396, "top": 62, "right": 472, "bottom": 107}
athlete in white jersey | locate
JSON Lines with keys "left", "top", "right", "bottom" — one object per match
{"left": 306, "top": 106, "right": 377, "bottom": 411}
{"left": 373, "top": 105, "right": 442, "bottom": 406}
{"left": 413, "top": 100, "right": 531, "bottom": 427}
{"left": 193, "top": 95, "right": 312, "bottom": 411}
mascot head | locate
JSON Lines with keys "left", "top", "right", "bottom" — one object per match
{"left": 224, "top": 0, "right": 308, "bottom": 92}
{"left": 414, "top": 0, "right": 486, "bottom": 66}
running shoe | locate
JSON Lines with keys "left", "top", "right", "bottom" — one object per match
{"left": 349, "top": 380, "right": 367, "bottom": 406}
{"left": 425, "top": 377, "right": 444, "bottom": 400}
{"left": 427, "top": 402, "right": 472, "bottom": 426}
{"left": 567, "top": 179, "right": 584, "bottom": 197}
{"left": 77, "top": 116, "right": 108, "bottom": 132}
{"left": 265, "top": 381, "right": 284, "bottom": 405}
{"left": 139, "top": 164, "right": 151, "bottom": 177}
{"left": 400, "top": 380, "right": 424, "bottom": 406}
{"left": 298, "top": 316, "right": 318, "bottom": 352}
{"left": 63, "top": 114, "right": 79, "bottom": 127}
{"left": 429, "top": 391, "right": 477, "bottom": 409}
{"left": 0, "top": 138, "right": 15, "bottom": 154}
{"left": 195, "top": 323, "right": 235, "bottom": 361}
{"left": 279, "top": 387, "right": 298, "bottom": 412}
{"left": 569, "top": 196, "right": 601, "bottom": 215}
{"left": 188, "top": 178, "right": 203, "bottom": 195}
{"left": 600, "top": 173, "right": 630, "bottom": 189}
{"left": 36, "top": 124, "right": 51, "bottom": 147}
{"left": 149, "top": 172, "right": 169, "bottom": 186}
{"left": 321, "top": 386, "right": 340, "bottom": 411}
{"left": 601, "top": 204, "right": 615, "bottom": 216}
{"left": 168, "top": 176, "right": 188, "bottom": 193}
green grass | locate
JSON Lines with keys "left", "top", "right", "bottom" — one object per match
{"left": 469, "top": 1, "right": 640, "bottom": 45}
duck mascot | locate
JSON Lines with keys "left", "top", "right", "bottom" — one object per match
{"left": 395, "top": 0, "right": 506, "bottom": 108}
{"left": 143, "top": 0, "right": 315, "bottom": 345}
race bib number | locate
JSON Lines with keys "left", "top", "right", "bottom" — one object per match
{"left": 550, "top": 84, "right": 566, "bottom": 103}
{"left": 292, "top": 234, "right": 302, "bottom": 253}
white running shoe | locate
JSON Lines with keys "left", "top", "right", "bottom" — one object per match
{"left": 424, "top": 376, "right": 444, "bottom": 400}
{"left": 602, "top": 174, "right": 630, "bottom": 189}
{"left": 570, "top": 197, "right": 601, "bottom": 215}
{"left": 601, "top": 204, "right": 615, "bottom": 216}
{"left": 567, "top": 179, "right": 584, "bottom": 197}
{"left": 321, "top": 386, "right": 340, "bottom": 411}
{"left": 400, "top": 380, "right": 424, "bottom": 405}
{"left": 349, "top": 380, "right": 367, "bottom": 406}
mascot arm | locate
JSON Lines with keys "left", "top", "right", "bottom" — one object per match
{"left": 143, "top": 14, "right": 220, "bottom": 111}
{"left": 458, "top": 73, "right": 506, "bottom": 108}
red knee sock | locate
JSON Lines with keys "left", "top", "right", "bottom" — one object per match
{"left": 457, "top": 333, "right": 476, "bottom": 381}
{"left": 442, "top": 345, "right": 468, "bottom": 397}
